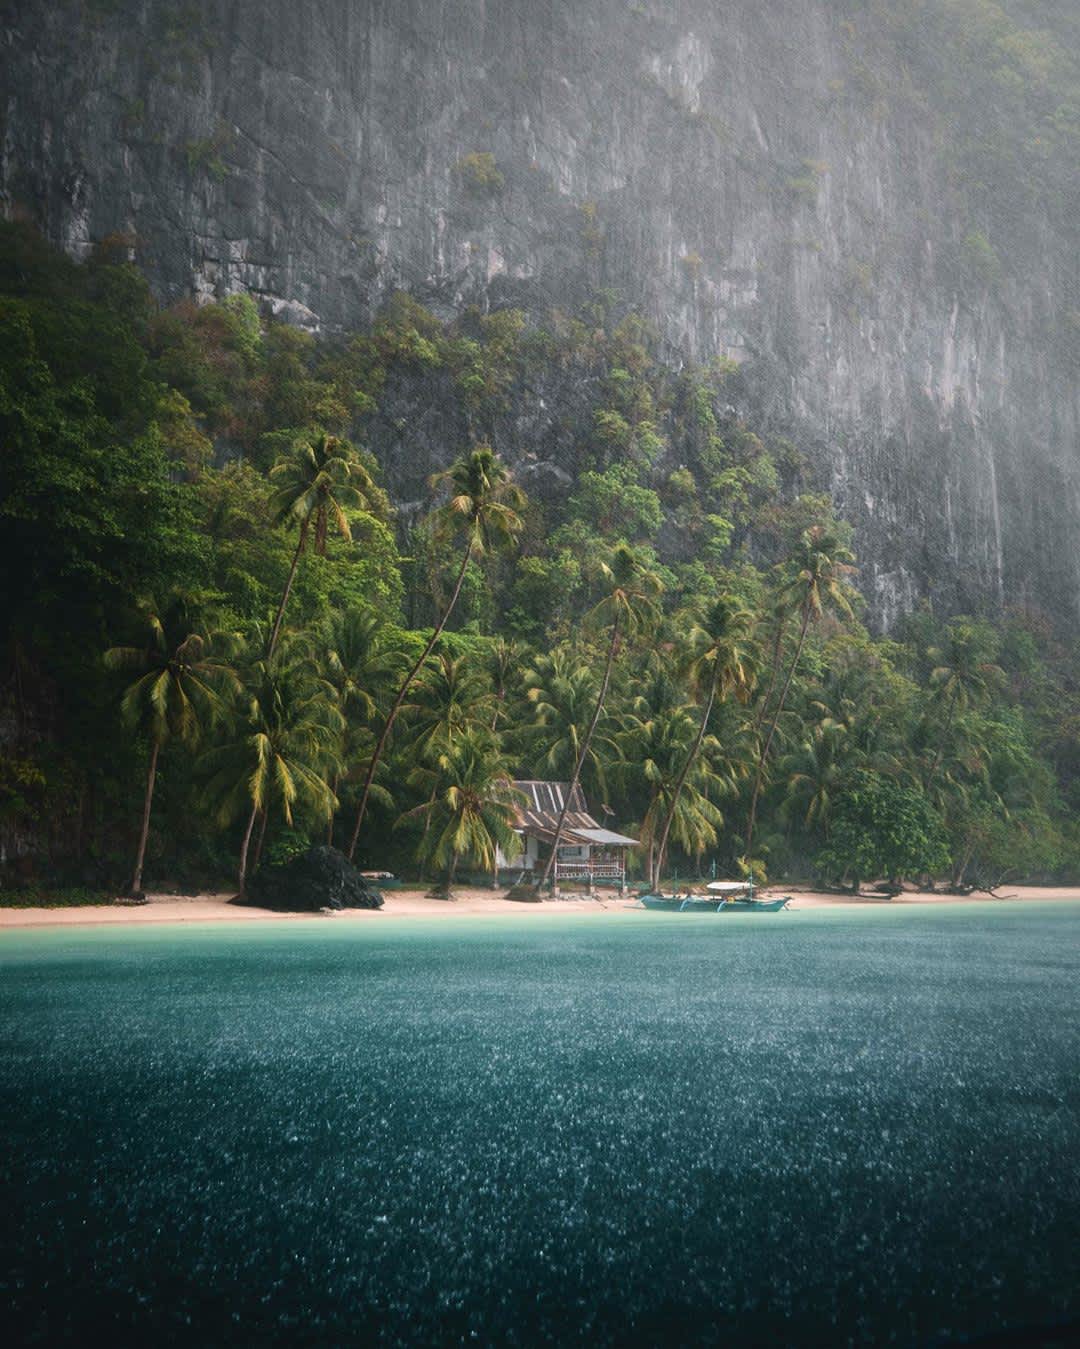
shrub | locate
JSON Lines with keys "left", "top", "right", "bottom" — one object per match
{"left": 815, "top": 771, "right": 950, "bottom": 890}
{"left": 454, "top": 152, "right": 504, "bottom": 196}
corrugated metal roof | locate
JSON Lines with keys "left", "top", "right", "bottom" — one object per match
{"left": 570, "top": 826, "right": 640, "bottom": 847}
{"left": 513, "top": 780, "right": 589, "bottom": 816}
{"left": 510, "top": 782, "right": 637, "bottom": 848}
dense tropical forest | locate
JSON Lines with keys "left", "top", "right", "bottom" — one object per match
{"left": 2, "top": 221, "right": 1078, "bottom": 899}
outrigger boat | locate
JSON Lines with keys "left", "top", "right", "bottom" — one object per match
{"left": 707, "top": 880, "right": 790, "bottom": 912}
{"left": 639, "top": 880, "right": 790, "bottom": 913}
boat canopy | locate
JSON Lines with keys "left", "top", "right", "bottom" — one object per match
{"left": 706, "top": 880, "right": 753, "bottom": 893}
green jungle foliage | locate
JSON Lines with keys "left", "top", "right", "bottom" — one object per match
{"left": 1, "top": 223, "right": 1078, "bottom": 896}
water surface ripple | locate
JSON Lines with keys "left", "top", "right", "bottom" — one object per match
{"left": 2, "top": 903, "right": 1078, "bottom": 1345}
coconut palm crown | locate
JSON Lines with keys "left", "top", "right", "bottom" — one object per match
{"left": 266, "top": 432, "right": 387, "bottom": 657}
{"left": 105, "top": 591, "right": 237, "bottom": 894}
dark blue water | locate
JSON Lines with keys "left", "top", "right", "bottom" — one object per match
{"left": 2, "top": 904, "right": 1078, "bottom": 1346}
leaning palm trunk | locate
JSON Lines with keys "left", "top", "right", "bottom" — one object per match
{"left": 237, "top": 800, "right": 260, "bottom": 894}
{"left": 130, "top": 740, "right": 161, "bottom": 894}
{"left": 347, "top": 541, "right": 474, "bottom": 860}
{"left": 753, "top": 617, "right": 786, "bottom": 734}
{"left": 651, "top": 669, "right": 719, "bottom": 891}
{"left": 744, "top": 605, "right": 811, "bottom": 863}
{"left": 538, "top": 613, "right": 621, "bottom": 893}
{"left": 253, "top": 809, "right": 269, "bottom": 871}
{"left": 267, "top": 518, "right": 310, "bottom": 659}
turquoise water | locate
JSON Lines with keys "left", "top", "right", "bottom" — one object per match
{"left": 2, "top": 904, "right": 1078, "bottom": 1346}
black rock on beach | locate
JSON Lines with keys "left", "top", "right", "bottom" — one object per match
{"left": 243, "top": 846, "right": 384, "bottom": 912}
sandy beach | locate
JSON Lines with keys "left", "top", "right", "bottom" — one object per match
{"left": 2, "top": 884, "right": 1078, "bottom": 928}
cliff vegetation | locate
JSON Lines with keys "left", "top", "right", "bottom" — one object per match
{"left": 2, "top": 225, "right": 1078, "bottom": 896}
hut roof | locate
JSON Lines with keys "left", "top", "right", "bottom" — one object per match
{"left": 511, "top": 780, "right": 638, "bottom": 848}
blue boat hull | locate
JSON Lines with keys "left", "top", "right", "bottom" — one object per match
{"left": 639, "top": 894, "right": 790, "bottom": 913}
{"left": 639, "top": 894, "right": 685, "bottom": 911}
{"left": 717, "top": 897, "right": 790, "bottom": 913}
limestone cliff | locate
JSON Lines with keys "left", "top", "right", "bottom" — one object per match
{"left": 3, "top": 0, "right": 1078, "bottom": 625}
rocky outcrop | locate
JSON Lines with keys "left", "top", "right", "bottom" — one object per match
{"left": 2, "top": 0, "right": 1078, "bottom": 625}
{"left": 243, "top": 846, "right": 384, "bottom": 911}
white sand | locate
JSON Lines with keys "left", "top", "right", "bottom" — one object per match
{"left": 1, "top": 884, "right": 1077, "bottom": 929}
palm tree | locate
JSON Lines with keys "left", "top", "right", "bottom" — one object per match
{"left": 347, "top": 445, "right": 525, "bottom": 858}
{"left": 487, "top": 637, "right": 527, "bottom": 732}
{"left": 202, "top": 641, "right": 344, "bottom": 892}
{"left": 744, "top": 526, "right": 856, "bottom": 865}
{"left": 338, "top": 726, "right": 397, "bottom": 846}
{"left": 922, "top": 621, "right": 1005, "bottom": 791}
{"left": 522, "top": 647, "right": 619, "bottom": 801}
{"left": 618, "top": 702, "right": 728, "bottom": 886}
{"left": 650, "top": 595, "right": 756, "bottom": 888}
{"left": 399, "top": 732, "right": 524, "bottom": 890}
{"left": 266, "top": 432, "right": 386, "bottom": 658}
{"left": 779, "top": 718, "right": 853, "bottom": 836}
{"left": 538, "top": 544, "right": 662, "bottom": 892}
{"left": 753, "top": 592, "right": 795, "bottom": 734}
{"left": 320, "top": 608, "right": 399, "bottom": 843}
{"left": 322, "top": 607, "right": 394, "bottom": 724}
{"left": 403, "top": 652, "right": 496, "bottom": 759}
{"left": 807, "top": 645, "right": 912, "bottom": 775}
{"left": 105, "top": 593, "right": 236, "bottom": 894}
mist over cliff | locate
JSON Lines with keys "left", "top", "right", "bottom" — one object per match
{"left": 3, "top": 0, "right": 1078, "bottom": 627}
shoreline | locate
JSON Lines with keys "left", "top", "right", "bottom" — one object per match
{"left": 2, "top": 885, "right": 1078, "bottom": 929}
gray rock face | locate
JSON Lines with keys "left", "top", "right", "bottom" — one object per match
{"left": 3, "top": 0, "right": 1078, "bottom": 625}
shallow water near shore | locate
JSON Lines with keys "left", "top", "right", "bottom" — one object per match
{"left": 2, "top": 903, "right": 1079, "bottom": 1345}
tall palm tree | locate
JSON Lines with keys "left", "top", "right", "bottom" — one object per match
{"left": 202, "top": 641, "right": 344, "bottom": 891}
{"left": 744, "top": 526, "right": 856, "bottom": 865}
{"left": 403, "top": 652, "right": 496, "bottom": 760}
{"left": 651, "top": 595, "right": 756, "bottom": 888}
{"left": 753, "top": 592, "right": 794, "bottom": 734}
{"left": 320, "top": 607, "right": 399, "bottom": 844}
{"left": 338, "top": 726, "right": 397, "bottom": 846}
{"left": 779, "top": 718, "right": 854, "bottom": 836}
{"left": 618, "top": 701, "right": 728, "bottom": 886}
{"left": 399, "top": 732, "right": 524, "bottom": 889}
{"left": 522, "top": 647, "right": 619, "bottom": 802}
{"left": 266, "top": 432, "right": 386, "bottom": 658}
{"left": 922, "top": 622, "right": 1005, "bottom": 791}
{"left": 321, "top": 607, "right": 394, "bottom": 724}
{"left": 105, "top": 593, "right": 236, "bottom": 894}
{"left": 538, "top": 544, "right": 662, "bottom": 892}
{"left": 487, "top": 637, "right": 527, "bottom": 732}
{"left": 347, "top": 445, "right": 525, "bottom": 858}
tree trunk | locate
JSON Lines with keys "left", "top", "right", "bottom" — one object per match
{"left": 130, "top": 739, "right": 160, "bottom": 894}
{"left": 326, "top": 775, "right": 339, "bottom": 846}
{"left": 652, "top": 669, "right": 719, "bottom": 890}
{"left": 923, "top": 691, "right": 957, "bottom": 793}
{"left": 538, "top": 613, "right": 621, "bottom": 893}
{"left": 753, "top": 616, "right": 787, "bottom": 733}
{"left": 75, "top": 782, "right": 86, "bottom": 862}
{"left": 267, "top": 518, "right": 309, "bottom": 659}
{"left": 253, "top": 809, "right": 269, "bottom": 871}
{"left": 237, "top": 800, "right": 259, "bottom": 894}
{"left": 347, "top": 538, "right": 475, "bottom": 860}
{"left": 744, "top": 606, "right": 811, "bottom": 864}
